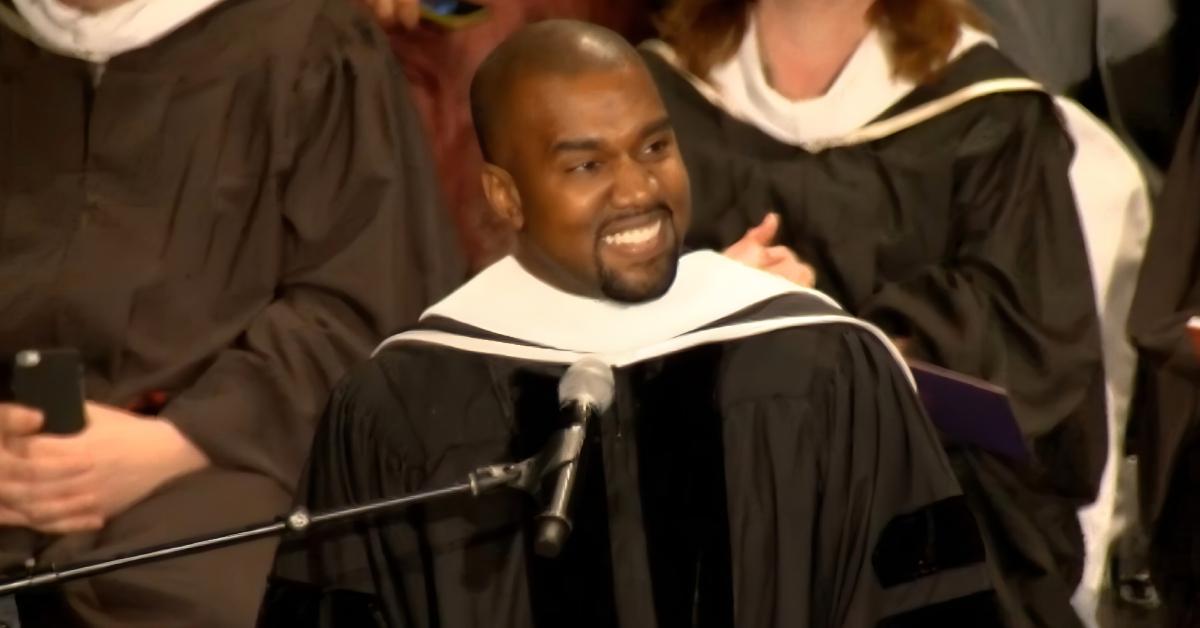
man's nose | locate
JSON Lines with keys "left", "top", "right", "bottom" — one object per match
{"left": 610, "top": 157, "right": 657, "bottom": 210}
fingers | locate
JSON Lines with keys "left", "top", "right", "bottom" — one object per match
{"left": 0, "top": 420, "right": 101, "bottom": 534}
{"left": 761, "top": 246, "right": 817, "bottom": 287}
{"left": 722, "top": 238, "right": 760, "bottom": 266}
{"left": 762, "top": 244, "right": 796, "bottom": 265}
{"left": 767, "top": 261, "right": 816, "bottom": 288}
{"left": 0, "top": 484, "right": 103, "bottom": 535}
{"left": 13, "top": 432, "right": 89, "bottom": 460}
{"left": 370, "top": 0, "right": 396, "bottom": 26}
{"left": 372, "top": 0, "right": 419, "bottom": 30}
{"left": 0, "top": 457, "right": 102, "bottom": 534}
{"left": 30, "top": 513, "right": 104, "bottom": 536}
{"left": 0, "top": 504, "right": 28, "bottom": 527}
{"left": 0, "top": 447, "right": 93, "bottom": 483}
{"left": 794, "top": 262, "right": 817, "bottom": 288}
{"left": 0, "top": 439, "right": 94, "bottom": 527}
{"left": 23, "top": 485, "right": 102, "bottom": 532}
{"left": 0, "top": 404, "right": 43, "bottom": 438}
{"left": 397, "top": 0, "right": 420, "bottom": 29}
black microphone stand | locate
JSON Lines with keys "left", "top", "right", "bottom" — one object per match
{"left": 0, "top": 423, "right": 587, "bottom": 597}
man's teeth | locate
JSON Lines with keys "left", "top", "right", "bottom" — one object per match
{"left": 603, "top": 220, "right": 662, "bottom": 246}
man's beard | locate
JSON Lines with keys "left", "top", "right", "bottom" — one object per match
{"left": 595, "top": 244, "right": 680, "bottom": 303}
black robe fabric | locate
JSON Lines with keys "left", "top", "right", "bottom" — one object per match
{"left": 1127, "top": 84, "right": 1200, "bottom": 619}
{"left": 261, "top": 293, "right": 998, "bottom": 627}
{"left": 643, "top": 45, "right": 1106, "bottom": 628}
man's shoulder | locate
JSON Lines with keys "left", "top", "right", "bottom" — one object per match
{"left": 320, "top": 344, "right": 505, "bottom": 460}
{"left": 715, "top": 315, "right": 908, "bottom": 402}
{"left": 336, "top": 342, "right": 494, "bottom": 408}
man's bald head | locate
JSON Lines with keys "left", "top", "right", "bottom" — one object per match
{"left": 470, "top": 19, "right": 644, "bottom": 164}
{"left": 471, "top": 19, "right": 691, "bottom": 304}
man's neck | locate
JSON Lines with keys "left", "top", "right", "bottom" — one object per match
{"left": 754, "top": 0, "right": 874, "bottom": 100}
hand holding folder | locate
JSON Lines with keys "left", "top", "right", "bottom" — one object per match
{"left": 906, "top": 360, "right": 1029, "bottom": 462}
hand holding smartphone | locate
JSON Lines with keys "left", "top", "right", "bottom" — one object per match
{"left": 10, "top": 348, "right": 86, "bottom": 435}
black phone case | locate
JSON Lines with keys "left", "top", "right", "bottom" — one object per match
{"left": 11, "top": 349, "right": 86, "bottom": 435}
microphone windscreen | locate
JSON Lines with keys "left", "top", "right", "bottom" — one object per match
{"left": 557, "top": 357, "right": 615, "bottom": 413}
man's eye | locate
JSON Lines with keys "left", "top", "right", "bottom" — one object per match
{"left": 568, "top": 161, "right": 601, "bottom": 173}
{"left": 644, "top": 139, "right": 671, "bottom": 155}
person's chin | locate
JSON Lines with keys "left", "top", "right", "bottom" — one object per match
{"left": 599, "top": 256, "right": 678, "bottom": 303}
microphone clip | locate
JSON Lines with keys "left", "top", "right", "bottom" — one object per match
{"left": 468, "top": 422, "right": 586, "bottom": 497}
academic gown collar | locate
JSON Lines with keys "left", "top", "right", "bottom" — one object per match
{"left": 706, "top": 20, "right": 996, "bottom": 148}
{"left": 375, "top": 251, "right": 911, "bottom": 384}
{"left": 418, "top": 251, "right": 827, "bottom": 354}
{"left": 643, "top": 23, "right": 1047, "bottom": 154}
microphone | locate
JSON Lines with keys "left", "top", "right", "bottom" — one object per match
{"left": 534, "top": 357, "right": 615, "bottom": 558}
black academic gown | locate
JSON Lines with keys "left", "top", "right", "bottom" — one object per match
{"left": 260, "top": 253, "right": 998, "bottom": 628}
{"left": 1127, "top": 84, "right": 1200, "bottom": 620}
{"left": 643, "top": 45, "right": 1106, "bottom": 628}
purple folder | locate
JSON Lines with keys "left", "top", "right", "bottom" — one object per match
{"left": 907, "top": 360, "right": 1029, "bottom": 462}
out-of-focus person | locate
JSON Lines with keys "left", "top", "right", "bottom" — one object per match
{"left": 0, "top": 0, "right": 463, "bottom": 625}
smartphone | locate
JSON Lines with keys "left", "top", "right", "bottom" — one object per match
{"left": 419, "top": 0, "right": 488, "bottom": 29}
{"left": 11, "top": 349, "right": 86, "bottom": 435}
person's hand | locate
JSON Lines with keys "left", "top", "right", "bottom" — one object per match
{"left": 363, "top": 0, "right": 420, "bottom": 29}
{"left": 723, "top": 213, "right": 817, "bottom": 287}
{"left": 0, "top": 403, "right": 92, "bottom": 532}
{"left": 0, "top": 402, "right": 208, "bottom": 534}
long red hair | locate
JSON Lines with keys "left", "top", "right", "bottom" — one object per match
{"left": 656, "top": 0, "right": 987, "bottom": 83}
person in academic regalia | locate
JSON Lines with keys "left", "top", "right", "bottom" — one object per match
{"left": 0, "top": 0, "right": 463, "bottom": 625}
{"left": 1127, "top": 85, "right": 1200, "bottom": 627}
{"left": 260, "top": 20, "right": 999, "bottom": 628}
{"left": 365, "top": 0, "right": 657, "bottom": 269}
{"left": 645, "top": 1, "right": 1142, "bottom": 626}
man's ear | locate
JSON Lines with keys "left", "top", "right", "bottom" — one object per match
{"left": 481, "top": 163, "right": 523, "bottom": 230}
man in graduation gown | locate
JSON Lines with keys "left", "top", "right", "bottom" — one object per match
{"left": 1127, "top": 84, "right": 1200, "bottom": 626}
{"left": 261, "top": 19, "right": 999, "bottom": 628}
{"left": 641, "top": 8, "right": 1117, "bottom": 626}
{"left": 366, "top": 0, "right": 657, "bottom": 270}
{"left": 0, "top": 0, "right": 462, "bottom": 625}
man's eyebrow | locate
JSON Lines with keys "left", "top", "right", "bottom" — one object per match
{"left": 551, "top": 137, "right": 603, "bottom": 153}
{"left": 637, "top": 117, "right": 673, "bottom": 139}
{"left": 548, "top": 117, "right": 673, "bottom": 154}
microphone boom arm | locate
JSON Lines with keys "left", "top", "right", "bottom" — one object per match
{"left": 0, "top": 423, "right": 588, "bottom": 596}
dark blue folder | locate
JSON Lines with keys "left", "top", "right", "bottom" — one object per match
{"left": 907, "top": 360, "right": 1029, "bottom": 462}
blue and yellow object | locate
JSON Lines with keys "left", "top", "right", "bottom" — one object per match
{"left": 420, "top": 0, "right": 489, "bottom": 29}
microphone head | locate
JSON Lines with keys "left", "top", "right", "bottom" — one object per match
{"left": 558, "top": 357, "right": 615, "bottom": 414}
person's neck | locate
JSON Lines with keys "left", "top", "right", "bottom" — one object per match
{"left": 754, "top": 0, "right": 874, "bottom": 101}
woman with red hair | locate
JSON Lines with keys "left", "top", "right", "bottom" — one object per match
{"left": 645, "top": 1, "right": 1149, "bottom": 626}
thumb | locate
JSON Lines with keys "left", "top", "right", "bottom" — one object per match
{"left": 0, "top": 404, "right": 43, "bottom": 437}
{"left": 743, "top": 212, "right": 779, "bottom": 246}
